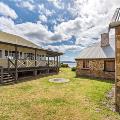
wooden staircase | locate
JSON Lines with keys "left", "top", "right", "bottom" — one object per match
{"left": 0, "top": 69, "right": 15, "bottom": 85}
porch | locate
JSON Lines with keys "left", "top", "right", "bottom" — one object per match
{"left": 0, "top": 42, "right": 62, "bottom": 84}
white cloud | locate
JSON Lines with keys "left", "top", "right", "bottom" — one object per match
{"left": 38, "top": 4, "right": 54, "bottom": 17}
{"left": 46, "top": 45, "right": 83, "bottom": 52}
{"left": 48, "top": 0, "right": 63, "bottom": 9}
{"left": 0, "top": 17, "right": 82, "bottom": 52}
{"left": 39, "top": 15, "right": 47, "bottom": 22}
{"left": 17, "top": 1, "right": 35, "bottom": 11}
{"left": 54, "top": 18, "right": 82, "bottom": 40}
{"left": 52, "top": 0, "right": 120, "bottom": 46}
{"left": 0, "top": 2, "right": 18, "bottom": 19}
{"left": 0, "top": 17, "right": 15, "bottom": 30}
{"left": 0, "top": 0, "right": 120, "bottom": 53}
{"left": 0, "top": 17, "right": 66, "bottom": 45}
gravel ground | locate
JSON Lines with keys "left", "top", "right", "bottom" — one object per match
{"left": 102, "top": 85, "right": 115, "bottom": 112}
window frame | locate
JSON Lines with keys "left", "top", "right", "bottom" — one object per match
{"left": 82, "top": 60, "right": 90, "bottom": 69}
{"left": 104, "top": 60, "right": 115, "bottom": 72}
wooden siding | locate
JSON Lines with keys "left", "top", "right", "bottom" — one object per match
{"left": 0, "top": 43, "right": 49, "bottom": 68}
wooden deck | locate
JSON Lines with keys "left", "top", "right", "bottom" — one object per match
{"left": 0, "top": 58, "right": 60, "bottom": 84}
{"left": 4, "top": 66, "right": 59, "bottom": 72}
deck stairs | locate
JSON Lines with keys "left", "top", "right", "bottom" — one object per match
{"left": 0, "top": 72, "right": 15, "bottom": 84}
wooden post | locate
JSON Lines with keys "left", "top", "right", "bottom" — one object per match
{"left": 0, "top": 67, "right": 3, "bottom": 84}
{"left": 48, "top": 56, "right": 50, "bottom": 67}
{"left": 56, "top": 55, "right": 59, "bottom": 73}
{"left": 34, "top": 49, "right": 37, "bottom": 76}
{"left": 59, "top": 56, "right": 60, "bottom": 67}
{"left": 57, "top": 56, "right": 58, "bottom": 67}
{"left": 15, "top": 45, "right": 18, "bottom": 82}
{"left": 35, "top": 49, "right": 37, "bottom": 67}
{"left": 54, "top": 56, "right": 55, "bottom": 66}
{"left": 8, "top": 59, "right": 10, "bottom": 73}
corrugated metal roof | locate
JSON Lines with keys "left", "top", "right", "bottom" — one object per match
{"left": 0, "top": 31, "right": 63, "bottom": 56}
{"left": 0, "top": 31, "right": 40, "bottom": 49}
{"left": 76, "top": 39, "right": 115, "bottom": 59}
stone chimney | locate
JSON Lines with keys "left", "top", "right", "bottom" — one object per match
{"left": 101, "top": 33, "right": 109, "bottom": 47}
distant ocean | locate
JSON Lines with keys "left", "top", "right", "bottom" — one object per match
{"left": 62, "top": 62, "right": 76, "bottom": 68}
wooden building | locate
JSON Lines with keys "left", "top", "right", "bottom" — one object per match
{"left": 75, "top": 33, "right": 115, "bottom": 80}
{"left": 0, "top": 31, "right": 63, "bottom": 84}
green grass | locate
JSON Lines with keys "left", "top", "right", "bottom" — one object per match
{"left": 0, "top": 68, "right": 120, "bottom": 120}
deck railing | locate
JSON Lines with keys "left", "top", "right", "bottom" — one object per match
{"left": 8, "top": 59, "right": 58, "bottom": 69}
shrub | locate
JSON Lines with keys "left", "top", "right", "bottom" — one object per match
{"left": 71, "top": 67, "right": 76, "bottom": 71}
{"left": 61, "top": 63, "right": 69, "bottom": 68}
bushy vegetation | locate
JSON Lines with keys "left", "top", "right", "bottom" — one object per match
{"left": 61, "top": 63, "right": 69, "bottom": 68}
{"left": 0, "top": 68, "right": 119, "bottom": 120}
{"left": 71, "top": 67, "right": 76, "bottom": 71}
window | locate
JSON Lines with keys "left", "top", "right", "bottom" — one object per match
{"left": 20, "top": 52, "right": 22, "bottom": 59}
{"left": 0, "top": 50, "right": 2, "bottom": 58}
{"left": 83, "top": 60, "right": 89, "bottom": 69}
{"left": 24, "top": 53, "right": 35, "bottom": 60}
{"left": 24, "top": 53, "right": 27, "bottom": 59}
{"left": 9, "top": 51, "right": 12, "bottom": 57}
{"left": 37, "top": 54, "right": 39, "bottom": 60}
{"left": 104, "top": 60, "right": 115, "bottom": 72}
{"left": 44, "top": 55, "right": 46, "bottom": 60}
{"left": 39, "top": 55, "right": 42, "bottom": 60}
{"left": 5, "top": 50, "right": 8, "bottom": 58}
{"left": 8, "top": 51, "right": 13, "bottom": 59}
{"left": 31, "top": 53, "right": 34, "bottom": 60}
{"left": 42, "top": 55, "right": 44, "bottom": 60}
{"left": 12, "top": 51, "right": 15, "bottom": 59}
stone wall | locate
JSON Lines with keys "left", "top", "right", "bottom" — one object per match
{"left": 76, "top": 59, "right": 115, "bottom": 80}
{"left": 115, "top": 26, "right": 120, "bottom": 112}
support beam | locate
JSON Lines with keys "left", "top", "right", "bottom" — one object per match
{"left": 48, "top": 56, "right": 50, "bottom": 67}
{"left": 54, "top": 56, "right": 55, "bottom": 66}
{"left": 56, "top": 56, "right": 59, "bottom": 73}
{"left": 33, "top": 70, "right": 37, "bottom": 76}
{"left": 35, "top": 49, "right": 37, "bottom": 67}
{"left": 8, "top": 58, "right": 10, "bottom": 73}
{"left": 0, "top": 67, "right": 3, "bottom": 84}
{"left": 15, "top": 45, "right": 18, "bottom": 82}
{"left": 57, "top": 56, "right": 58, "bottom": 67}
{"left": 34, "top": 48, "right": 37, "bottom": 76}
{"left": 59, "top": 56, "right": 60, "bottom": 67}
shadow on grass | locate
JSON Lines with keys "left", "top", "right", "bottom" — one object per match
{"left": 0, "top": 73, "right": 58, "bottom": 86}
{"left": 75, "top": 76, "right": 114, "bottom": 84}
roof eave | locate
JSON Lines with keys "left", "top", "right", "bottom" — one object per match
{"left": 109, "top": 21, "right": 120, "bottom": 29}
{"left": 0, "top": 40, "right": 63, "bottom": 56}
{"left": 75, "top": 57, "right": 115, "bottom": 60}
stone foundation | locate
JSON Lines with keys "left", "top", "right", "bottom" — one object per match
{"left": 115, "top": 26, "right": 120, "bottom": 112}
{"left": 76, "top": 59, "right": 115, "bottom": 80}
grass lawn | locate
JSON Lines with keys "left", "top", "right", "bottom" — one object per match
{"left": 0, "top": 68, "right": 120, "bottom": 120}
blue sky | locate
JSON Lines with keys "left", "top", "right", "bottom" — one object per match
{"left": 0, "top": 0, "right": 119, "bottom": 61}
